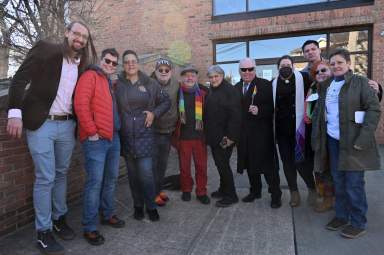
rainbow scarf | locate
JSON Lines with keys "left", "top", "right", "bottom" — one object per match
{"left": 179, "top": 83, "right": 203, "bottom": 131}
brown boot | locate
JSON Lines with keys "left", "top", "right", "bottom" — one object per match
{"left": 307, "top": 189, "right": 318, "bottom": 207}
{"left": 289, "top": 191, "right": 301, "bottom": 207}
{"left": 314, "top": 196, "right": 333, "bottom": 213}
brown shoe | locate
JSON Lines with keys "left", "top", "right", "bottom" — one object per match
{"left": 101, "top": 215, "right": 125, "bottom": 228}
{"left": 314, "top": 196, "right": 333, "bottom": 213}
{"left": 289, "top": 191, "right": 301, "bottom": 207}
{"left": 340, "top": 225, "right": 366, "bottom": 239}
{"left": 307, "top": 189, "right": 318, "bottom": 207}
{"left": 326, "top": 217, "right": 348, "bottom": 231}
{"left": 83, "top": 231, "right": 105, "bottom": 246}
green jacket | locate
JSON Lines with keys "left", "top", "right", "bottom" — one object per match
{"left": 311, "top": 71, "right": 381, "bottom": 171}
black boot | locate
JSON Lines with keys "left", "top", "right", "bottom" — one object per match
{"left": 52, "top": 215, "right": 75, "bottom": 240}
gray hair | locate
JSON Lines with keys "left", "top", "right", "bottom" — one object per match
{"left": 239, "top": 58, "right": 256, "bottom": 68}
{"left": 207, "top": 65, "right": 225, "bottom": 76}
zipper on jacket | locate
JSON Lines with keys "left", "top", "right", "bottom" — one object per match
{"left": 133, "top": 116, "right": 136, "bottom": 158}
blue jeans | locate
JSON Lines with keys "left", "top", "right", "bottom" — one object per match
{"left": 26, "top": 120, "right": 76, "bottom": 231}
{"left": 153, "top": 133, "right": 172, "bottom": 194}
{"left": 327, "top": 135, "right": 367, "bottom": 229}
{"left": 81, "top": 133, "right": 121, "bottom": 232}
{"left": 124, "top": 155, "right": 157, "bottom": 210}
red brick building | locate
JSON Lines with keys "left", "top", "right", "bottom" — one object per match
{"left": 92, "top": 0, "right": 384, "bottom": 142}
{"left": 1, "top": 0, "right": 383, "bottom": 238}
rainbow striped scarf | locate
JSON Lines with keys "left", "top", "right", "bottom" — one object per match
{"left": 179, "top": 83, "right": 203, "bottom": 131}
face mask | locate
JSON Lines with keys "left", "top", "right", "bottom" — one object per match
{"left": 279, "top": 66, "right": 293, "bottom": 79}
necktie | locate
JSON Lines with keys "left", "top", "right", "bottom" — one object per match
{"left": 243, "top": 83, "right": 249, "bottom": 95}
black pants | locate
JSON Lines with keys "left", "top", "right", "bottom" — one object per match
{"left": 247, "top": 167, "right": 282, "bottom": 199}
{"left": 211, "top": 145, "right": 238, "bottom": 200}
{"left": 277, "top": 135, "right": 315, "bottom": 191}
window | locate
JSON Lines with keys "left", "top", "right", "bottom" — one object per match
{"left": 212, "top": 0, "right": 373, "bottom": 20}
{"left": 214, "top": 28, "right": 370, "bottom": 84}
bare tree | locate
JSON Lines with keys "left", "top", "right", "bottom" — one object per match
{"left": 0, "top": 0, "right": 97, "bottom": 78}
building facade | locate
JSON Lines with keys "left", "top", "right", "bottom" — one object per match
{"left": 91, "top": 0, "right": 384, "bottom": 142}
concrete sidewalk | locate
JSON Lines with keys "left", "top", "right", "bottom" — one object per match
{"left": 0, "top": 147, "right": 383, "bottom": 255}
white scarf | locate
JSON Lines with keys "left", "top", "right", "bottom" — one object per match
{"left": 272, "top": 70, "right": 304, "bottom": 131}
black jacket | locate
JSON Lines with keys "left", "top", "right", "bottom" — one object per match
{"left": 115, "top": 71, "right": 170, "bottom": 158}
{"left": 204, "top": 80, "right": 241, "bottom": 147}
{"left": 8, "top": 40, "right": 72, "bottom": 130}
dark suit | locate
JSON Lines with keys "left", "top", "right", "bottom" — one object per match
{"left": 8, "top": 40, "right": 67, "bottom": 130}
{"left": 235, "top": 77, "right": 281, "bottom": 198}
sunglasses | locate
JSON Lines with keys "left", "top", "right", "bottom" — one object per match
{"left": 158, "top": 68, "right": 170, "bottom": 74}
{"left": 240, "top": 67, "right": 255, "bottom": 72}
{"left": 316, "top": 68, "right": 328, "bottom": 75}
{"left": 104, "top": 58, "right": 118, "bottom": 67}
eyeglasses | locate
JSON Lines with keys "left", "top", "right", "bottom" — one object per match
{"left": 157, "top": 68, "right": 170, "bottom": 74}
{"left": 315, "top": 68, "right": 328, "bottom": 75}
{"left": 123, "top": 60, "right": 138, "bottom": 65}
{"left": 70, "top": 30, "right": 89, "bottom": 41}
{"left": 240, "top": 67, "right": 255, "bottom": 73}
{"left": 104, "top": 58, "right": 118, "bottom": 67}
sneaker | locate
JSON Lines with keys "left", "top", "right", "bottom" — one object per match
{"left": 159, "top": 191, "right": 169, "bottom": 201}
{"left": 36, "top": 230, "right": 64, "bottom": 255}
{"left": 146, "top": 209, "right": 160, "bottom": 222}
{"left": 155, "top": 195, "right": 166, "bottom": 206}
{"left": 326, "top": 217, "right": 349, "bottom": 231}
{"left": 210, "top": 190, "right": 224, "bottom": 199}
{"left": 181, "top": 192, "right": 191, "bottom": 201}
{"left": 289, "top": 191, "right": 301, "bottom": 207}
{"left": 340, "top": 225, "right": 366, "bottom": 239}
{"left": 197, "top": 195, "right": 211, "bottom": 205}
{"left": 215, "top": 197, "right": 238, "bottom": 208}
{"left": 52, "top": 215, "right": 75, "bottom": 240}
{"left": 83, "top": 231, "right": 105, "bottom": 246}
{"left": 133, "top": 207, "right": 144, "bottom": 221}
{"left": 101, "top": 215, "right": 125, "bottom": 228}
{"left": 241, "top": 192, "right": 261, "bottom": 203}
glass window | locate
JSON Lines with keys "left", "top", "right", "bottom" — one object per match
{"left": 213, "top": 0, "right": 246, "bottom": 15}
{"left": 218, "top": 63, "right": 241, "bottom": 84}
{"left": 250, "top": 34, "right": 326, "bottom": 59}
{"left": 214, "top": 29, "right": 371, "bottom": 78}
{"left": 329, "top": 30, "right": 368, "bottom": 52}
{"left": 249, "top": 0, "right": 329, "bottom": 11}
{"left": 216, "top": 42, "right": 247, "bottom": 62}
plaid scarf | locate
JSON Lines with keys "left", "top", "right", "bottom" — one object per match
{"left": 179, "top": 83, "right": 203, "bottom": 131}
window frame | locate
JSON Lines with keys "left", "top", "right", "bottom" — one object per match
{"left": 212, "top": 0, "right": 374, "bottom": 23}
{"left": 213, "top": 25, "right": 373, "bottom": 79}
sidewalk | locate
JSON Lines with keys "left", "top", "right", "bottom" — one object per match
{"left": 0, "top": 146, "right": 383, "bottom": 255}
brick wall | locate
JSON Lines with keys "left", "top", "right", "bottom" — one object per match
{"left": 91, "top": 0, "right": 384, "bottom": 142}
{"left": 0, "top": 95, "right": 87, "bottom": 236}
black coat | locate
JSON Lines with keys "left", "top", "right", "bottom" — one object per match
{"left": 115, "top": 71, "right": 171, "bottom": 158}
{"left": 204, "top": 80, "right": 241, "bottom": 147}
{"left": 8, "top": 40, "right": 70, "bottom": 130}
{"left": 235, "top": 77, "right": 276, "bottom": 174}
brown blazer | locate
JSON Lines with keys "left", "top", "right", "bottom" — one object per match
{"left": 8, "top": 40, "right": 74, "bottom": 130}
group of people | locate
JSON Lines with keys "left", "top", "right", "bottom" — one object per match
{"left": 6, "top": 20, "right": 382, "bottom": 255}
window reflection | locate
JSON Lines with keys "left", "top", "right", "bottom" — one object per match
{"left": 250, "top": 34, "right": 326, "bottom": 59}
{"left": 213, "top": 0, "right": 246, "bottom": 15}
{"left": 216, "top": 42, "right": 246, "bottom": 62}
{"left": 215, "top": 29, "right": 370, "bottom": 77}
{"left": 329, "top": 31, "right": 368, "bottom": 52}
{"left": 217, "top": 63, "right": 241, "bottom": 84}
{"left": 249, "top": 0, "right": 329, "bottom": 11}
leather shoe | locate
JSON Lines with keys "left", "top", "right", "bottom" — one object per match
{"left": 83, "top": 231, "right": 105, "bottom": 246}
{"left": 215, "top": 197, "right": 238, "bottom": 208}
{"left": 181, "top": 192, "right": 191, "bottom": 201}
{"left": 101, "top": 215, "right": 125, "bottom": 228}
{"left": 270, "top": 197, "right": 282, "bottom": 209}
{"left": 241, "top": 193, "right": 261, "bottom": 203}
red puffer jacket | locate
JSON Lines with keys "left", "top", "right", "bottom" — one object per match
{"left": 74, "top": 66, "right": 113, "bottom": 142}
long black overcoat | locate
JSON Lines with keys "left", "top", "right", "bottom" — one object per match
{"left": 235, "top": 77, "right": 276, "bottom": 174}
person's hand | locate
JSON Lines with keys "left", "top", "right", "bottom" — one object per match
{"left": 368, "top": 80, "right": 379, "bottom": 93}
{"left": 143, "top": 111, "right": 155, "bottom": 127}
{"left": 353, "top": 144, "right": 363, "bottom": 151}
{"left": 88, "top": 133, "right": 100, "bottom": 141}
{"left": 7, "top": 118, "right": 23, "bottom": 139}
{"left": 249, "top": 105, "right": 258, "bottom": 115}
